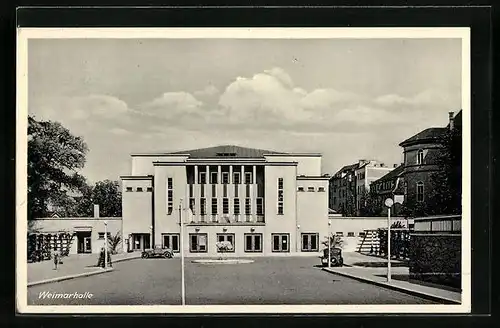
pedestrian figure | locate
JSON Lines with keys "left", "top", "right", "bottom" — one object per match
{"left": 98, "top": 247, "right": 113, "bottom": 268}
{"left": 52, "top": 249, "right": 60, "bottom": 270}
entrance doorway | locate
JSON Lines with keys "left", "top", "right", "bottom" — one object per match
{"left": 131, "top": 233, "right": 151, "bottom": 251}
{"left": 76, "top": 231, "right": 92, "bottom": 253}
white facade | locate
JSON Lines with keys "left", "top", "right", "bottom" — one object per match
{"left": 120, "top": 145, "right": 330, "bottom": 257}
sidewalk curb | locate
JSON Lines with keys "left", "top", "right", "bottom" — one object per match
{"left": 322, "top": 268, "right": 461, "bottom": 304}
{"left": 28, "top": 268, "right": 114, "bottom": 287}
{"left": 28, "top": 255, "right": 141, "bottom": 287}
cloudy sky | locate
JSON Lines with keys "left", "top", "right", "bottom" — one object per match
{"left": 28, "top": 37, "right": 462, "bottom": 183}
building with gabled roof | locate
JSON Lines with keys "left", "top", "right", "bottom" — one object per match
{"left": 120, "top": 145, "right": 330, "bottom": 257}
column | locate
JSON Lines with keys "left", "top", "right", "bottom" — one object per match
{"left": 229, "top": 165, "right": 233, "bottom": 219}
{"left": 253, "top": 165, "right": 257, "bottom": 223}
{"left": 194, "top": 165, "right": 198, "bottom": 222}
{"left": 218, "top": 165, "right": 222, "bottom": 222}
{"left": 240, "top": 166, "right": 243, "bottom": 222}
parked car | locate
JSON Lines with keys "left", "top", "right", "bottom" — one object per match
{"left": 141, "top": 245, "right": 174, "bottom": 259}
{"left": 320, "top": 247, "right": 344, "bottom": 267}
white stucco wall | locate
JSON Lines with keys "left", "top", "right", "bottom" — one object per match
{"left": 31, "top": 218, "right": 122, "bottom": 254}
{"left": 131, "top": 155, "right": 188, "bottom": 176}
{"left": 122, "top": 179, "right": 153, "bottom": 252}
{"left": 264, "top": 155, "right": 322, "bottom": 176}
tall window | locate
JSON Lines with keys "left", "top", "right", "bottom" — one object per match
{"left": 223, "top": 184, "right": 228, "bottom": 197}
{"left": 212, "top": 184, "right": 216, "bottom": 197}
{"left": 211, "top": 198, "right": 218, "bottom": 214}
{"left": 201, "top": 185, "right": 205, "bottom": 197}
{"left": 222, "top": 172, "right": 229, "bottom": 184}
{"left": 272, "top": 234, "right": 289, "bottom": 252}
{"left": 301, "top": 233, "right": 319, "bottom": 252}
{"left": 233, "top": 172, "right": 241, "bottom": 184}
{"left": 234, "top": 198, "right": 240, "bottom": 215}
{"left": 417, "top": 149, "right": 424, "bottom": 165}
{"left": 244, "top": 233, "right": 262, "bottom": 252}
{"left": 199, "top": 172, "right": 207, "bottom": 184}
{"left": 245, "top": 198, "right": 251, "bottom": 215}
{"left": 210, "top": 172, "right": 218, "bottom": 184}
{"left": 235, "top": 184, "right": 239, "bottom": 197}
{"left": 256, "top": 197, "right": 263, "bottom": 215}
{"left": 277, "top": 178, "right": 284, "bottom": 215}
{"left": 223, "top": 198, "right": 229, "bottom": 214}
{"left": 245, "top": 172, "right": 252, "bottom": 184}
{"left": 417, "top": 182, "right": 424, "bottom": 202}
{"left": 217, "top": 234, "right": 235, "bottom": 253}
{"left": 200, "top": 198, "right": 206, "bottom": 216}
{"left": 189, "top": 233, "right": 207, "bottom": 253}
{"left": 162, "top": 233, "right": 180, "bottom": 252}
{"left": 167, "top": 177, "right": 173, "bottom": 215}
{"left": 189, "top": 198, "right": 195, "bottom": 215}
{"left": 189, "top": 184, "right": 193, "bottom": 197}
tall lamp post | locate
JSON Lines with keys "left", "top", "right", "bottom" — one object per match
{"left": 328, "top": 221, "right": 332, "bottom": 268}
{"left": 384, "top": 198, "right": 394, "bottom": 282}
{"left": 149, "top": 225, "right": 153, "bottom": 249}
{"left": 104, "top": 220, "right": 108, "bottom": 269}
{"left": 179, "top": 199, "right": 186, "bottom": 305}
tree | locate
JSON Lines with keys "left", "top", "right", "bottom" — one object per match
{"left": 90, "top": 180, "right": 122, "bottom": 217}
{"left": 428, "top": 126, "right": 462, "bottom": 215}
{"left": 28, "top": 116, "right": 88, "bottom": 221}
{"left": 108, "top": 231, "right": 122, "bottom": 254}
{"left": 359, "top": 186, "right": 383, "bottom": 216}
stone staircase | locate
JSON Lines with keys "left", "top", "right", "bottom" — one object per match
{"left": 356, "top": 229, "right": 380, "bottom": 254}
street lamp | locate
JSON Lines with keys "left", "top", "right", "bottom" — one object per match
{"left": 149, "top": 225, "right": 153, "bottom": 249}
{"left": 103, "top": 220, "right": 108, "bottom": 269}
{"left": 384, "top": 198, "right": 394, "bottom": 282}
{"left": 328, "top": 221, "right": 332, "bottom": 268}
{"left": 179, "top": 199, "right": 186, "bottom": 306}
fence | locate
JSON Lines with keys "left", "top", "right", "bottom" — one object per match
{"left": 27, "top": 232, "right": 75, "bottom": 263}
{"left": 358, "top": 228, "right": 412, "bottom": 260}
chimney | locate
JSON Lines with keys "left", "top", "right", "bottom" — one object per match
{"left": 449, "top": 111, "right": 454, "bottom": 130}
{"left": 93, "top": 204, "right": 100, "bottom": 218}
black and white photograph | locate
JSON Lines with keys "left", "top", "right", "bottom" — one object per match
{"left": 16, "top": 28, "right": 471, "bottom": 313}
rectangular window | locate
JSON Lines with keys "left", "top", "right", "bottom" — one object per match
{"left": 222, "top": 172, "right": 229, "bottom": 184}
{"left": 307, "top": 187, "right": 315, "bottom": 192}
{"left": 223, "top": 184, "right": 227, "bottom": 197}
{"left": 244, "top": 233, "right": 262, "bottom": 252}
{"left": 233, "top": 172, "right": 241, "bottom": 184}
{"left": 136, "top": 187, "right": 143, "bottom": 192}
{"left": 212, "top": 184, "right": 216, "bottom": 197}
{"left": 98, "top": 232, "right": 111, "bottom": 240}
{"left": 223, "top": 198, "right": 229, "bottom": 214}
{"left": 162, "top": 233, "right": 180, "bottom": 252}
{"left": 298, "top": 186, "right": 304, "bottom": 192}
{"left": 245, "top": 172, "right": 252, "bottom": 184}
{"left": 335, "top": 231, "right": 344, "bottom": 237}
{"left": 245, "top": 198, "right": 251, "bottom": 215}
{"left": 358, "top": 232, "right": 366, "bottom": 237}
{"left": 189, "top": 233, "right": 208, "bottom": 253}
{"left": 272, "top": 233, "right": 289, "bottom": 252}
{"left": 210, "top": 172, "right": 218, "bottom": 184}
{"left": 167, "top": 178, "right": 173, "bottom": 215}
{"left": 200, "top": 198, "right": 206, "bottom": 216}
{"left": 277, "top": 178, "right": 284, "bottom": 215}
{"left": 234, "top": 198, "right": 240, "bottom": 215}
{"left": 417, "top": 183, "right": 425, "bottom": 202}
{"left": 246, "top": 184, "right": 250, "bottom": 197}
{"left": 235, "top": 184, "right": 239, "bottom": 197}
{"left": 211, "top": 198, "right": 218, "bottom": 214}
{"left": 347, "top": 232, "right": 355, "bottom": 237}
{"left": 199, "top": 172, "right": 207, "bottom": 184}
{"left": 201, "top": 185, "right": 205, "bottom": 197}
{"left": 126, "top": 187, "right": 133, "bottom": 192}
{"left": 189, "top": 198, "right": 196, "bottom": 215}
{"left": 318, "top": 187, "right": 325, "bottom": 192}
{"left": 301, "top": 233, "right": 319, "bottom": 252}
{"left": 189, "top": 184, "right": 193, "bottom": 197}
{"left": 256, "top": 198, "right": 263, "bottom": 215}
{"left": 146, "top": 187, "right": 153, "bottom": 192}
{"left": 216, "top": 233, "right": 235, "bottom": 253}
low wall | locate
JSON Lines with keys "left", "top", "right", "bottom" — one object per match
{"left": 409, "top": 215, "right": 461, "bottom": 289}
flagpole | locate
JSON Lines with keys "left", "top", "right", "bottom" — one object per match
{"left": 179, "top": 199, "right": 186, "bottom": 305}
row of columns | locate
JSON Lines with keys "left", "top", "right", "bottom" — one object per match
{"left": 193, "top": 165, "right": 257, "bottom": 184}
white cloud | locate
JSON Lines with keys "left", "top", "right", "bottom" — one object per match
{"left": 139, "top": 92, "right": 203, "bottom": 119}
{"left": 110, "top": 127, "right": 131, "bottom": 135}
{"left": 194, "top": 85, "right": 220, "bottom": 97}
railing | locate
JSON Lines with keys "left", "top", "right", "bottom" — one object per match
{"left": 187, "top": 214, "right": 265, "bottom": 225}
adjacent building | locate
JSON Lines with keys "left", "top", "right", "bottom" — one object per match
{"left": 120, "top": 145, "right": 330, "bottom": 257}
{"left": 329, "top": 160, "right": 396, "bottom": 216}
{"left": 399, "top": 111, "right": 462, "bottom": 210}
{"left": 369, "top": 164, "right": 405, "bottom": 216}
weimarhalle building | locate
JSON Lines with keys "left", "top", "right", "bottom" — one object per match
{"left": 120, "top": 145, "right": 330, "bottom": 257}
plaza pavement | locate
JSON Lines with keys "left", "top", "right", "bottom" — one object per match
{"left": 27, "top": 251, "right": 141, "bottom": 286}
{"left": 27, "top": 256, "right": 436, "bottom": 305}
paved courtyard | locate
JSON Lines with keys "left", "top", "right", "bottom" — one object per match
{"left": 28, "top": 256, "right": 436, "bottom": 305}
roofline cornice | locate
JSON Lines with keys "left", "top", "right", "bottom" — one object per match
{"left": 120, "top": 175, "right": 153, "bottom": 180}
{"left": 130, "top": 153, "right": 190, "bottom": 157}
{"left": 153, "top": 161, "right": 298, "bottom": 166}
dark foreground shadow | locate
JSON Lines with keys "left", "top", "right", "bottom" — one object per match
{"left": 375, "top": 274, "right": 461, "bottom": 293}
